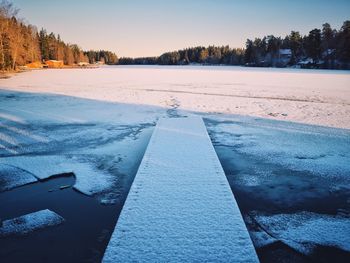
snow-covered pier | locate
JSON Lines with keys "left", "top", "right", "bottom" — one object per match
{"left": 103, "top": 117, "right": 258, "bottom": 262}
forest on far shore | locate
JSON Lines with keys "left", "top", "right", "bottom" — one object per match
{"left": 1, "top": 0, "right": 349, "bottom": 71}
{"left": 0, "top": 1, "right": 117, "bottom": 71}
{"left": 119, "top": 21, "right": 350, "bottom": 69}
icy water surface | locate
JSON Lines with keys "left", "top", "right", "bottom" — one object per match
{"left": 205, "top": 116, "right": 350, "bottom": 263}
{"left": 0, "top": 172, "right": 134, "bottom": 263}
{"left": 0, "top": 90, "right": 158, "bottom": 262}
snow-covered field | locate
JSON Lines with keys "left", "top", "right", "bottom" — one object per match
{"left": 0, "top": 66, "right": 349, "bottom": 262}
{"left": 1, "top": 65, "right": 350, "bottom": 129}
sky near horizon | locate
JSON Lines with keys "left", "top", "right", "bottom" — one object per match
{"left": 12, "top": 0, "right": 350, "bottom": 57}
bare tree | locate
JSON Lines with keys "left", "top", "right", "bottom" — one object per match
{"left": 0, "top": 0, "right": 18, "bottom": 70}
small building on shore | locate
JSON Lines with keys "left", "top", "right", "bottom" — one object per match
{"left": 279, "top": 49, "right": 292, "bottom": 58}
{"left": 278, "top": 49, "right": 292, "bottom": 66}
{"left": 260, "top": 49, "right": 292, "bottom": 67}
{"left": 26, "top": 61, "right": 44, "bottom": 69}
{"left": 44, "top": 60, "right": 64, "bottom": 68}
{"left": 77, "top": 62, "right": 90, "bottom": 67}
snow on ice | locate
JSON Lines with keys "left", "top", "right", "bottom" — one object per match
{"left": 0, "top": 209, "right": 64, "bottom": 237}
{"left": 0, "top": 66, "right": 349, "bottom": 259}
{"left": 0, "top": 156, "right": 114, "bottom": 195}
{"left": 0, "top": 163, "right": 37, "bottom": 192}
{"left": 253, "top": 211, "right": 350, "bottom": 255}
{"left": 1, "top": 66, "right": 350, "bottom": 128}
{"left": 206, "top": 117, "right": 350, "bottom": 181}
{"left": 0, "top": 89, "right": 161, "bottom": 198}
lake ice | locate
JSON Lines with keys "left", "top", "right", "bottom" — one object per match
{"left": 0, "top": 66, "right": 349, "bottom": 262}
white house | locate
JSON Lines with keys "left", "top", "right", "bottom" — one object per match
{"left": 278, "top": 49, "right": 292, "bottom": 66}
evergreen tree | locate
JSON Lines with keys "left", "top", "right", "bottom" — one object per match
{"left": 305, "top": 29, "right": 322, "bottom": 62}
{"left": 336, "top": 20, "right": 350, "bottom": 64}
{"left": 38, "top": 29, "right": 49, "bottom": 61}
{"left": 244, "top": 39, "right": 254, "bottom": 64}
{"left": 289, "top": 31, "right": 302, "bottom": 63}
{"left": 321, "top": 23, "right": 335, "bottom": 51}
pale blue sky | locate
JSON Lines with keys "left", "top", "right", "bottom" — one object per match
{"left": 13, "top": 0, "right": 350, "bottom": 57}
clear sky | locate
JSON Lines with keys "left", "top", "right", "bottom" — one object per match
{"left": 12, "top": 0, "right": 350, "bottom": 57}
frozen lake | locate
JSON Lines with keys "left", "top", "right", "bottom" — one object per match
{"left": 0, "top": 66, "right": 350, "bottom": 262}
{"left": 1, "top": 65, "right": 350, "bottom": 129}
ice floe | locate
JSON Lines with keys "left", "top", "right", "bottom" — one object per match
{"left": 0, "top": 209, "right": 64, "bottom": 237}
{"left": 0, "top": 163, "right": 37, "bottom": 192}
{"left": 0, "top": 156, "right": 114, "bottom": 196}
{"left": 254, "top": 211, "right": 350, "bottom": 254}
{"left": 249, "top": 230, "right": 277, "bottom": 248}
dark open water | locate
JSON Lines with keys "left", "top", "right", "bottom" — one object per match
{"left": 0, "top": 172, "right": 135, "bottom": 263}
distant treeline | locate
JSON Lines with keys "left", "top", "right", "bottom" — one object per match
{"left": 120, "top": 21, "right": 350, "bottom": 69}
{"left": 244, "top": 21, "right": 350, "bottom": 69}
{"left": 119, "top": 46, "right": 245, "bottom": 66}
{"left": 0, "top": 0, "right": 118, "bottom": 71}
{"left": 84, "top": 50, "right": 118, "bottom": 65}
